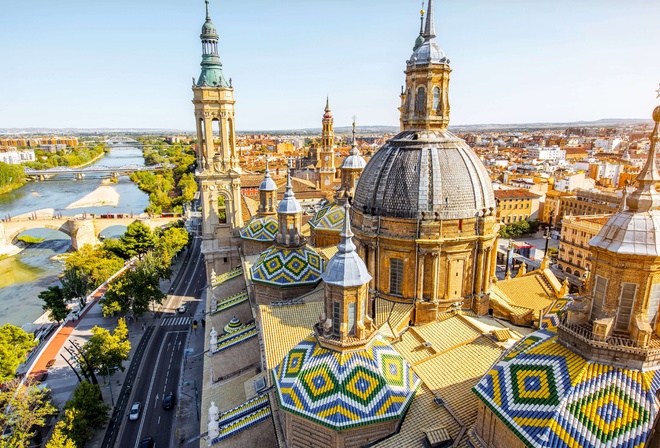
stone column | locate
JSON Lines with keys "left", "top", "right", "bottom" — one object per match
{"left": 204, "top": 118, "right": 215, "bottom": 168}
{"left": 417, "top": 252, "right": 425, "bottom": 300}
{"left": 368, "top": 245, "right": 376, "bottom": 290}
{"left": 195, "top": 117, "right": 204, "bottom": 168}
{"left": 431, "top": 252, "right": 440, "bottom": 301}
{"left": 475, "top": 244, "right": 484, "bottom": 295}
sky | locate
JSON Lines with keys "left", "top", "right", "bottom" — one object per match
{"left": 1, "top": 0, "right": 659, "bottom": 131}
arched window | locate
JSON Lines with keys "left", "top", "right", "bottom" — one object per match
{"left": 432, "top": 87, "right": 440, "bottom": 111}
{"left": 390, "top": 258, "right": 404, "bottom": 295}
{"left": 415, "top": 87, "right": 426, "bottom": 114}
{"left": 405, "top": 89, "right": 412, "bottom": 113}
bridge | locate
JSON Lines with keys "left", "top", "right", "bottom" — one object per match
{"left": 23, "top": 163, "right": 173, "bottom": 180}
{"left": 0, "top": 215, "right": 181, "bottom": 253}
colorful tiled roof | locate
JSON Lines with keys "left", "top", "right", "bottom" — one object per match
{"left": 473, "top": 329, "right": 660, "bottom": 448}
{"left": 213, "top": 290, "right": 249, "bottom": 314}
{"left": 308, "top": 202, "right": 345, "bottom": 232}
{"left": 251, "top": 245, "right": 324, "bottom": 287}
{"left": 239, "top": 216, "right": 278, "bottom": 242}
{"left": 212, "top": 267, "right": 243, "bottom": 287}
{"left": 212, "top": 323, "right": 258, "bottom": 354}
{"left": 273, "top": 335, "right": 420, "bottom": 430}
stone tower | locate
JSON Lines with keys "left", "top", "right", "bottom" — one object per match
{"left": 319, "top": 98, "right": 336, "bottom": 191}
{"left": 400, "top": 0, "right": 451, "bottom": 132}
{"left": 352, "top": 0, "right": 499, "bottom": 324}
{"left": 192, "top": 0, "right": 243, "bottom": 275}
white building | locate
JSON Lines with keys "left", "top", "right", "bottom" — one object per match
{"left": 0, "top": 147, "right": 36, "bottom": 164}
{"left": 527, "top": 145, "right": 566, "bottom": 161}
{"left": 593, "top": 137, "right": 622, "bottom": 153}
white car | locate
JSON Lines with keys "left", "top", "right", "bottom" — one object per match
{"left": 129, "top": 402, "right": 141, "bottom": 421}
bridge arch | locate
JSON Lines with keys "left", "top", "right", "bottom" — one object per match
{"left": 7, "top": 224, "right": 73, "bottom": 245}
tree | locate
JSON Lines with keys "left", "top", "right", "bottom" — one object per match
{"left": 100, "top": 252, "right": 170, "bottom": 317}
{"left": 60, "top": 267, "right": 91, "bottom": 307}
{"left": 119, "top": 221, "right": 157, "bottom": 259}
{"left": 64, "top": 245, "right": 124, "bottom": 288}
{"left": 45, "top": 422, "right": 76, "bottom": 448}
{"left": 0, "top": 379, "right": 57, "bottom": 448}
{"left": 0, "top": 324, "right": 37, "bottom": 383}
{"left": 81, "top": 319, "right": 130, "bottom": 376}
{"left": 156, "top": 226, "right": 189, "bottom": 263}
{"left": 61, "top": 381, "right": 110, "bottom": 446}
{"left": 39, "top": 286, "right": 69, "bottom": 324}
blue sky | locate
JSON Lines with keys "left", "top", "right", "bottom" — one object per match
{"left": 1, "top": 0, "right": 659, "bottom": 131}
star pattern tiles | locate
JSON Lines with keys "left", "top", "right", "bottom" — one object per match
{"left": 239, "top": 216, "right": 278, "bottom": 241}
{"left": 251, "top": 246, "right": 324, "bottom": 286}
{"left": 273, "top": 335, "right": 420, "bottom": 430}
{"left": 309, "top": 203, "right": 345, "bottom": 232}
{"left": 473, "top": 329, "right": 660, "bottom": 448}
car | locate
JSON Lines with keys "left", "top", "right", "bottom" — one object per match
{"left": 45, "top": 359, "right": 56, "bottom": 368}
{"left": 163, "top": 392, "right": 175, "bottom": 409}
{"left": 128, "top": 402, "right": 141, "bottom": 421}
{"left": 177, "top": 304, "right": 187, "bottom": 314}
{"left": 35, "top": 372, "right": 48, "bottom": 382}
{"left": 139, "top": 437, "right": 155, "bottom": 448}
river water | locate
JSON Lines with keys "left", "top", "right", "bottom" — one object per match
{"left": 0, "top": 146, "right": 149, "bottom": 327}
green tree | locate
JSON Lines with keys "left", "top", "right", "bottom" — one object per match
{"left": 39, "top": 285, "right": 69, "bottom": 324}
{"left": 100, "top": 252, "right": 170, "bottom": 317}
{"left": 60, "top": 267, "right": 91, "bottom": 308}
{"left": 61, "top": 381, "right": 110, "bottom": 447}
{"left": 0, "top": 379, "right": 57, "bottom": 448}
{"left": 119, "top": 221, "right": 157, "bottom": 259}
{"left": 45, "top": 422, "right": 76, "bottom": 448}
{"left": 64, "top": 245, "right": 124, "bottom": 288}
{"left": 0, "top": 324, "right": 37, "bottom": 382}
{"left": 81, "top": 319, "right": 130, "bottom": 376}
{"left": 156, "top": 227, "right": 189, "bottom": 263}
{"left": 176, "top": 173, "right": 198, "bottom": 204}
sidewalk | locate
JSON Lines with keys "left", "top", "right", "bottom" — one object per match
{"left": 26, "top": 251, "right": 189, "bottom": 448}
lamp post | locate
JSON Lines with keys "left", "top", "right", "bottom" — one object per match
{"left": 106, "top": 365, "right": 114, "bottom": 407}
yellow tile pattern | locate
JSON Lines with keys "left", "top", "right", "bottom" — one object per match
{"left": 259, "top": 301, "right": 324, "bottom": 369}
{"left": 317, "top": 245, "right": 338, "bottom": 261}
{"left": 491, "top": 273, "right": 555, "bottom": 311}
{"left": 414, "top": 317, "right": 482, "bottom": 354}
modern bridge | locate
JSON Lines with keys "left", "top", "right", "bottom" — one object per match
{"left": 23, "top": 163, "right": 173, "bottom": 179}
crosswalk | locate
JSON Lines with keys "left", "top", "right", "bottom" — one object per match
{"left": 161, "top": 316, "right": 192, "bottom": 327}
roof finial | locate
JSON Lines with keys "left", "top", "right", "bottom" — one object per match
{"left": 325, "top": 95, "right": 330, "bottom": 112}
{"left": 350, "top": 116, "right": 359, "bottom": 155}
{"left": 419, "top": 3, "right": 425, "bottom": 36}
{"left": 205, "top": 0, "right": 210, "bottom": 21}
{"left": 423, "top": 0, "right": 436, "bottom": 39}
{"left": 337, "top": 202, "right": 356, "bottom": 254}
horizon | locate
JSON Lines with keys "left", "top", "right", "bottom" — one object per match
{"left": 1, "top": 0, "right": 659, "bottom": 130}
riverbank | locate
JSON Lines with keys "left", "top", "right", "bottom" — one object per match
{"left": 65, "top": 185, "right": 120, "bottom": 209}
{"left": 0, "top": 181, "right": 26, "bottom": 195}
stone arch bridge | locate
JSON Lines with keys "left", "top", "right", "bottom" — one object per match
{"left": 0, "top": 216, "right": 181, "bottom": 252}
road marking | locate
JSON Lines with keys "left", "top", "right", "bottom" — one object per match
{"left": 158, "top": 416, "right": 161, "bottom": 425}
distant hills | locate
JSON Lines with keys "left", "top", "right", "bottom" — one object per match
{"left": 0, "top": 118, "right": 651, "bottom": 136}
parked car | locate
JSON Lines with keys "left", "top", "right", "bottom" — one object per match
{"left": 45, "top": 359, "right": 56, "bottom": 368}
{"left": 129, "top": 402, "right": 141, "bottom": 421}
{"left": 35, "top": 372, "right": 48, "bottom": 382}
{"left": 139, "top": 437, "right": 155, "bottom": 448}
{"left": 163, "top": 392, "right": 175, "bottom": 409}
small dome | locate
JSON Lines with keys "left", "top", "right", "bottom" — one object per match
{"left": 341, "top": 153, "right": 367, "bottom": 170}
{"left": 240, "top": 216, "right": 278, "bottom": 242}
{"left": 309, "top": 203, "right": 345, "bottom": 232}
{"left": 273, "top": 335, "right": 420, "bottom": 430}
{"left": 201, "top": 20, "right": 218, "bottom": 38}
{"left": 353, "top": 130, "right": 495, "bottom": 220}
{"left": 260, "top": 172, "right": 277, "bottom": 191}
{"left": 409, "top": 39, "right": 447, "bottom": 66}
{"left": 251, "top": 246, "right": 324, "bottom": 287}
{"left": 278, "top": 170, "right": 302, "bottom": 215}
{"left": 589, "top": 211, "right": 660, "bottom": 256}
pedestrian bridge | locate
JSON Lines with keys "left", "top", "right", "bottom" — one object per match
{"left": 23, "top": 163, "right": 172, "bottom": 180}
{"left": 0, "top": 215, "right": 181, "bottom": 252}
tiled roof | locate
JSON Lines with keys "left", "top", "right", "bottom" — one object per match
{"left": 239, "top": 216, "right": 278, "bottom": 242}
{"left": 259, "top": 290, "right": 324, "bottom": 370}
{"left": 473, "top": 329, "right": 660, "bottom": 448}
{"left": 251, "top": 245, "right": 324, "bottom": 287}
{"left": 273, "top": 335, "right": 420, "bottom": 430}
{"left": 317, "top": 246, "right": 338, "bottom": 262}
{"left": 374, "top": 297, "right": 414, "bottom": 338}
{"left": 308, "top": 202, "right": 345, "bottom": 232}
{"left": 490, "top": 272, "right": 556, "bottom": 313}
{"left": 494, "top": 189, "right": 541, "bottom": 200}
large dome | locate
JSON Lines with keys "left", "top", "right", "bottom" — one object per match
{"left": 353, "top": 129, "right": 495, "bottom": 220}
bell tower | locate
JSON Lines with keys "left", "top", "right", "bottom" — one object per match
{"left": 192, "top": 0, "right": 243, "bottom": 275}
{"left": 399, "top": 0, "right": 452, "bottom": 131}
{"left": 318, "top": 97, "right": 336, "bottom": 191}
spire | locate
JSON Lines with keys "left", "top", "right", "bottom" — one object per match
{"left": 196, "top": 0, "right": 229, "bottom": 88}
{"left": 350, "top": 117, "right": 358, "bottom": 155}
{"left": 205, "top": 0, "right": 210, "bottom": 21}
{"left": 414, "top": 6, "right": 425, "bottom": 50}
{"left": 625, "top": 104, "right": 660, "bottom": 212}
{"left": 423, "top": 0, "right": 436, "bottom": 39}
{"left": 259, "top": 157, "right": 277, "bottom": 191}
{"left": 337, "top": 202, "right": 356, "bottom": 254}
{"left": 277, "top": 163, "right": 302, "bottom": 215}
{"left": 325, "top": 96, "right": 330, "bottom": 112}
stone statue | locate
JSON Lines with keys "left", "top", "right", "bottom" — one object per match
{"left": 210, "top": 327, "right": 218, "bottom": 352}
{"left": 207, "top": 401, "right": 220, "bottom": 443}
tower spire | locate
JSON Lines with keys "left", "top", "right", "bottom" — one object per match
{"left": 205, "top": 0, "right": 210, "bottom": 21}
{"left": 625, "top": 105, "right": 660, "bottom": 212}
{"left": 423, "top": 0, "right": 436, "bottom": 39}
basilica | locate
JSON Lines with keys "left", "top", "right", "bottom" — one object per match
{"left": 194, "top": 1, "right": 660, "bottom": 447}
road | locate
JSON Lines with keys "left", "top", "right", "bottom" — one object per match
{"left": 108, "top": 221, "right": 206, "bottom": 448}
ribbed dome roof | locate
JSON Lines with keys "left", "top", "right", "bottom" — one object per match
{"left": 353, "top": 130, "right": 495, "bottom": 220}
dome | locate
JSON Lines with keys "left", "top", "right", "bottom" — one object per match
{"left": 278, "top": 170, "right": 302, "bottom": 214}
{"left": 239, "top": 216, "right": 278, "bottom": 242}
{"left": 409, "top": 39, "right": 447, "bottom": 66}
{"left": 353, "top": 129, "right": 495, "bottom": 220}
{"left": 309, "top": 203, "right": 345, "bottom": 232}
{"left": 260, "top": 170, "right": 277, "bottom": 191}
{"left": 590, "top": 210, "right": 660, "bottom": 256}
{"left": 273, "top": 334, "right": 420, "bottom": 430}
{"left": 201, "top": 20, "right": 218, "bottom": 38}
{"left": 251, "top": 246, "right": 324, "bottom": 287}
{"left": 340, "top": 153, "right": 367, "bottom": 170}
{"left": 474, "top": 328, "right": 660, "bottom": 448}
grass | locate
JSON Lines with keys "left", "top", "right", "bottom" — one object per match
{"left": 17, "top": 235, "right": 45, "bottom": 244}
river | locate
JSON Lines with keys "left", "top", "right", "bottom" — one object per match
{"left": 0, "top": 146, "right": 150, "bottom": 327}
